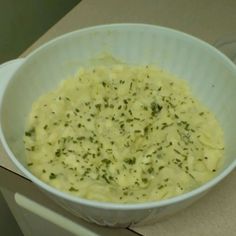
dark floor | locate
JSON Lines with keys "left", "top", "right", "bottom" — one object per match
{"left": 0, "top": 0, "right": 80, "bottom": 63}
{"left": 0, "top": 190, "right": 23, "bottom": 235}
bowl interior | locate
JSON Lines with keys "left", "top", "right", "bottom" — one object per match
{"left": 1, "top": 24, "right": 236, "bottom": 177}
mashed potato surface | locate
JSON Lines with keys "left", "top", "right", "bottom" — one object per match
{"left": 24, "top": 65, "right": 224, "bottom": 203}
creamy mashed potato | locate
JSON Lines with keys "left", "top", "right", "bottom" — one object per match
{"left": 24, "top": 65, "right": 224, "bottom": 203}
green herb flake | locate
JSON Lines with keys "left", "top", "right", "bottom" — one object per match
{"left": 49, "top": 173, "right": 57, "bottom": 180}
{"left": 25, "top": 128, "right": 35, "bottom": 137}
{"left": 123, "top": 99, "right": 128, "bottom": 104}
{"left": 69, "top": 187, "right": 78, "bottom": 192}
{"left": 102, "top": 159, "right": 112, "bottom": 165}
{"left": 142, "top": 178, "right": 148, "bottom": 183}
{"left": 129, "top": 82, "right": 133, "bottom": 90}
{"left": 151, "top": 102, "right": 163, "bottom": 116}
{"left": 158, "top": 185, "right": 164, "bottom": 189}
{"left": 144, "top": 126, "right": 149, "bottom": 134}
{"left": 55, "top": 149, "right": 61, "bottom": 157}
{"left": 95, "top": 104, "right": 101, "bottom": 111}
{"left": 147, "top": 167, "right": 154, "bottom": 174}
{"left": 124, "top": 157, "right": 136, "bottom": 165}
{"left": 102, "top": 174, "right": 110, "bottom": 184}
{"left": 174, "top": 114, "right": 179, "bottom": 119}
{"left": 120, "top": 123, "right": 125, "bottom": 129}
{"left": 134, "top": 130, "right": 141, "bottom": 133}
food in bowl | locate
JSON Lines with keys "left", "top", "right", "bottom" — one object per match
{"left": 24, "top": 64, "right": 224, "bottom": 203}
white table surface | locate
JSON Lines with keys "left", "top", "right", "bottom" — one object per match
{"left": 1, "top": 1, "right": 236, "bottom": 235}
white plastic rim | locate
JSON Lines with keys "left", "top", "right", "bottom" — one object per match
{"left": 1, "top": 23, "right": 236, "bottom": 211}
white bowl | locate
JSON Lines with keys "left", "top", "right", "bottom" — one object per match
{"left": 1, "top": 24, "right": 236, "bottom": 227}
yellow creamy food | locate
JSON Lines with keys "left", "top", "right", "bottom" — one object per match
{"left": 24, "top": 65, "right": 224, "bottom": 203}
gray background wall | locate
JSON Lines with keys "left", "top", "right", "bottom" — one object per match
{"left": 0, "top": 0, "right": 80, "bottom": 234}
